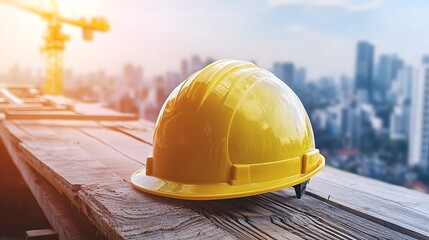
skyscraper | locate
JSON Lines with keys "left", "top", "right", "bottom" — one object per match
{"left": 190, "top": 55, "right": 203, "bottom": 74}
{"left": 273, "top": 62, "right": 295, "bottom": 87}
{"left": 374, "top": 54, "right": 404, "bottom": 103}
{"left": 389, "top": 66, "right": 414, "bottom": 140}
{"left": 123, "top": 63, "right": 143, "bottom": 87}
{"left": 294, "top": 67, "right": 306, "bottom": 92}
{"left": 422, "top": 55, "right": 429, "bottom": 64}
{"left": 340, "top": 75, "right": 353, "bottom": 97}
{"left": 180, "top": 58, "right": 189, "bottom": 80}
{"left": 409, "top": 63, "right": 429, "bottom": 171}
{"left": 355, "top": 41, "right": 374, "bottom": 102}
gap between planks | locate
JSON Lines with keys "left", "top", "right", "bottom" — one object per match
{"left": 2, "top": 119, "right": 429, "bottom": 239}
{"left": 0, "top": 125, "right": 100, "bottom": 240}
{"left": 1, "top": 120, "right": 233, "bottom": 239}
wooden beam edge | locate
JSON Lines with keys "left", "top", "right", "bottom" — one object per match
{"left": 0, "top": 124, "right": 100, "bottom": 240}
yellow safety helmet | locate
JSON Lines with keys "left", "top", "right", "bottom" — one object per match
{"left": 131, "top": 59, "right": 325, "bottom": 200}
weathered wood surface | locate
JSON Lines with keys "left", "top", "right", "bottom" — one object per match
{"left": 25, "top": 229, "right": 58, "bottom": 240}
{"left": 0, "top": 124, "right": 99, "bottom": 240}
{"left": 0, "top": 105, "right": 70, "bottom": 111}
{"left": 0, "top": 87, "right": 24, "bottom": 104}
{"left": 308, "top": 167, "right": 429, "bottom": 239}
{"left": 5, "top": 110, "right": 138, "bottom": 121}
{"left": 1, "top": 120, "right": 231, "bottom": 239}
{"left": 1, "top": 117, "right": 428, "bottom": 239}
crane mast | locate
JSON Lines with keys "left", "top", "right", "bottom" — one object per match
{"left": 0, "top": 0, "right": 109, "bottom": 95}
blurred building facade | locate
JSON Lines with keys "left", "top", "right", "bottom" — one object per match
{"left": 355, "top": 41, "right": 374, "bottom": 102}
{"left": 374, "top": 55, "right": 404, "bottom": 103}
{"left": 5, "top": 45, "right": 427, "bottom": 193}
{"left": 409, "top": 63, "right": 429, "bottom": 172}
{"left": 271, "top": 41, "right": 428, "bottom": 192}
{"left": 389, "top": 66, "right": 414, "bottom": 140}
{"left": 273, "top": 62, "right": 295, "bottom": 88}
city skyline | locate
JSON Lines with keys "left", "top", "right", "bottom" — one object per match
{"left": 1, "top": 43, "right": 427, "bottom": 88}
{"left": 3, "top": 40, "right": 428, "bottom": 191}
{"left": 0, "top": 0, "right": 428, "bottom": 80}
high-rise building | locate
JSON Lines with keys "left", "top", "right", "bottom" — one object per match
{"left": 389, "top": 66, "right": 415, "bottom": 140}
{"left": 190, "top": 55, "right": 203, "bottom": 74}
{"left": 355, "top": 41, "right": 374, "bottom": 102}
{"left": 294, "top": 67, "right": 306, "bottom": 92}
{"left": 273, "top": 62, "right": 282, "bottom": 79}
{"left": 273, "top": 62, "right": 294, "bottom": 87}
{"left": 409, "top": 63, "right": 429, "bottom": 171}
{"left": 340, "top": 75, "right": 353, "bottom": 97}
{"left": 181, "top": 58, "right": 189, "bottom": 80}
{"left": 422, "top": 55, "right": 429, "bottom": 64}
{"left": 344, "top": 98, "right": 382, "bottom": 148}
{"left": 123, "top": 63, "right": 143, "bottom": 87}
{"left": 390, "top": 101, "right": 411, "bottom": 140}
{"left": 205, "top": 57, "right": 215, "bottom": 67}
{"left": 374, "top": 54, "right": 404, "bottom": 103}
{"left": 390, "top": 66, "right": 414, "bottom": 102}
{"left": 165, "top": 71, "right": 181, "bottom": 93}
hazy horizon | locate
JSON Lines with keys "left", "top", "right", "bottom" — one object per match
{"left": 0, "top": 0, "right": 428, "bottom": 80}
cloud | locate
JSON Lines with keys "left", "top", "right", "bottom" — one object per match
{"left": 284, "top": 24, "right": 305, "bottom": 33}
{"left": 268, "top": 0, "right": 384, "bottom": 11}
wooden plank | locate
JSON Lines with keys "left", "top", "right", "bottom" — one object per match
{"left": 43, "top": 95, "right": 122, "bottom": 116}
{"left": 0, "top": 124, "right": 99, "bottom": 240}
{"left": 9, "top": 119, "right": 103, "bottom": 128}
{"left": 306, "top": 167, "right": 429, "bottom": 239}
{"left": 99, "top": 120, "right": 155, "bottom": 145}
{"left": 0, "top": 87, "right": 24, "bottom": 104}
{"left": 18, "top": 123, "right": 146, "bottom": 172}
{"left": 189, "top": 188, "right": 415, "bottom": 240}
{"left": 78, "top": 127, "right": 151, "bottom": 164}
{"left": 78, "top": 182, "right": 234, "bottom": 239}
{"left": 25, "top": 229, "right": 58, "bottom": 240}
{"left": 9, "top": 118, "right": 147, "bottom": 130}
{"left": 20, "top": 99, "right": 51, "bottom": 104}
{"left": 5, "top": 111, "right": 139, "bottom": 121}
{"left": 88, "top": 119, "right": 429, "bottom": 237}
{"left": 0, "top": 105, "right": 71, "bottom": 111}
{"left": 3, "top": 121, "right": 126, "bottom": 193}
{"left": 74, "top": 121, "right": 429, "bottom": 239}
{"left": 43, "top": 95, "right": 76, "bottom": 107}
{"left": 2, "top": 117, "right": 429, "bottom": 239}
{"left": 2, "top": 121, "right": 233, "bottom": 239}
{"left": 74, "top": 103, "right": 129, "bottom": 116}
{"left": 16, "top": 128, "right": 137, "bottom": 192}
{"left": 0, "top": 103, "right": 43, "bottom": 109}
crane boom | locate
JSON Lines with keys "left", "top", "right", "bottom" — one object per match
{"left": 0, "top": 0, "right": 110, "bottom": 95}
{"left": 60, "top": 16, "right": 109, "bottom": 31}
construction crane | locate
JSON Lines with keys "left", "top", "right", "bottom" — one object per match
{"left": 0, "top": 0, "right": 109, "bottom": 95}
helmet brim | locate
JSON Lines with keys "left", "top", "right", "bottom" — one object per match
{"left": 131, "top": 155, "right": 325, "bottom": 200}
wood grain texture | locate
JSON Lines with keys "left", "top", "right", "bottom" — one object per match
{"left": 99, "top": 120, "right": 155, "bottom": 146}
{"left": 189, "top": 189, "right": 415, "bottom": 240}
{"left": 0, "top": 125, "right": 100, "bottom": 240}
{"left": 78, "top": 182, "right": 234, "bottom": 239}
{"left": 78, "top": 127, "right": 150, "bottom": 165}
{"left": 1, "top": 120, "right": 232, "bottom": 239}
{"left": 95, "top": 120, "right": 429, "bottom": 239}
{"left": 26, "top": 229, "right": 58, "bottom": 240}
{"left": 2, "top": 117, "right": 429, "bottom": 239}
{"left": 307, "top": 167, "right": 429, "bottom": 239}
{"left": 5, "top": 111, "right": 138, "bottom": 121}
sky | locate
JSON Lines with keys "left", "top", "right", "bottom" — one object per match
{"left": 0, "top": 0, "right": 428, "bottom": 80}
